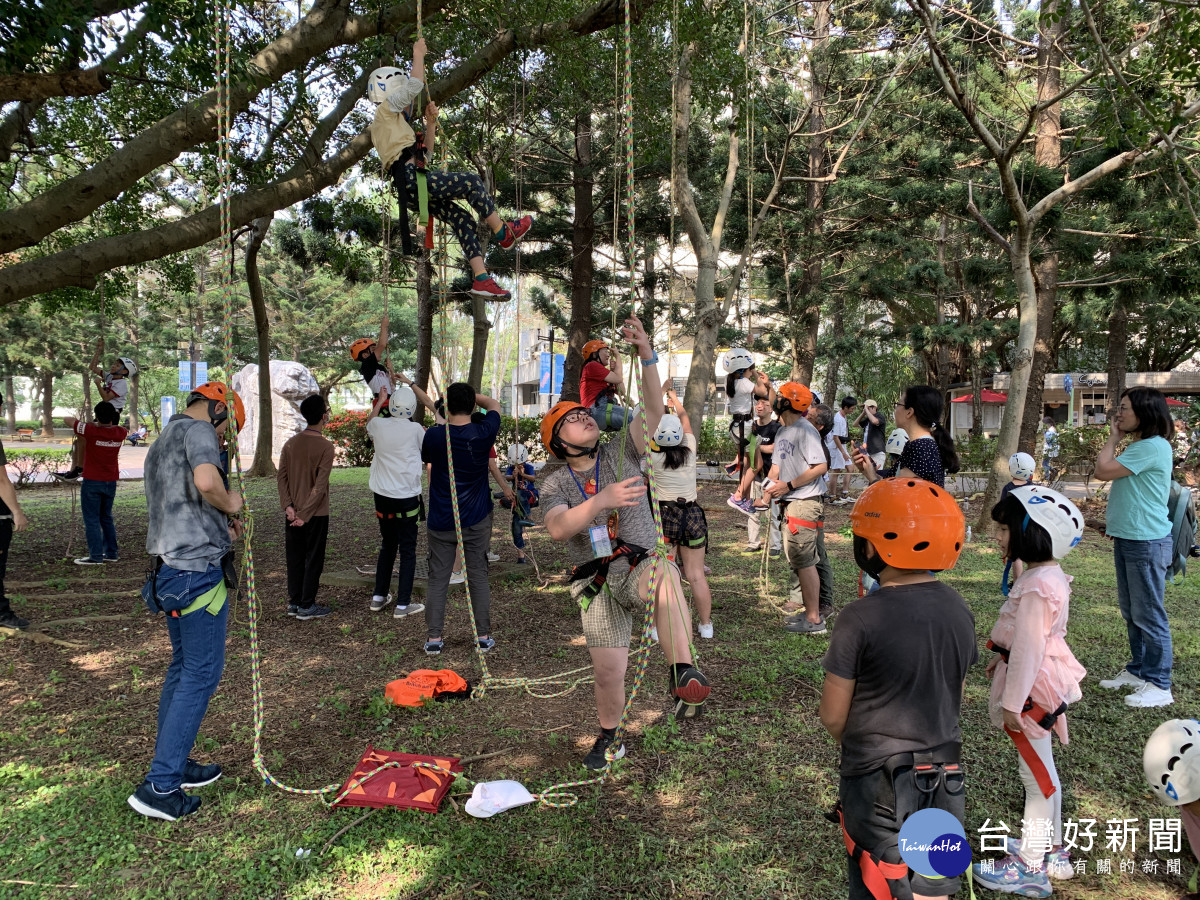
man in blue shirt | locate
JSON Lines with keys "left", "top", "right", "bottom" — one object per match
{"left": 421, "top": 383, "right": 501, "bottom": 656}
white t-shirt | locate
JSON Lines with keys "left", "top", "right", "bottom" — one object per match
{"left": 105, "top": 375, "right": 128, "bottom": 411}
{"left": 367, "top": 416, "right": 424, "bottom": 498}
{"left": 774, "top": 418, "right": 828, "bottom": 501}
{"left": 730, "top": 377, "right": 756, "bottom": 416}
{"left": 650, "top": 433, "right": 698, "bottom": 503}
{"left": 825, "top": 431, "right": 845, "bottom": 470}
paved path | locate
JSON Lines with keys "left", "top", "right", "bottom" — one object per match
{"left": 2, "top": 437, "right": 255, "bottom": 483}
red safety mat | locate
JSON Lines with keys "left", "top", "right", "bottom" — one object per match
{"left": 331, "top": 744, "right": 463, "bottom": 813}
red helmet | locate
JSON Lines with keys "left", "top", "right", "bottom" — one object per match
{"left": 582, "top": 339, "right": 608, "bottom": 361}
{"left": 540, "top": 401, "right": 593, "bottom": 460}
{"left": 775, "top": 381, "right": 813, "bottom": 415}
{"left": 350, "top": 338, "right": 376, "bottom": 361}
{"left": 189, "top": 382, "right": 246, "bottom": 432}
{"left": 850, "top": 477, "right": 965, "bottom": 570}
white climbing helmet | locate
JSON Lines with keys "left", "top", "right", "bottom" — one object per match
{"left": 367, "top": 66, "right": 407, "bottom": 105}
{"left": 118, "top": 356, "right": 138, "bottom": 377}
{"left": 1143, "top": 719, "right": 1200, "bottom": 807}
{"left": 653, "top": 414, "right": 685, "bottom": 448}
{"left": 1009, "top": 484, "right": 1084, "bottom": 559}
{"left": 886, "top": 428, "right": 909, "bottom": 456}
{"left": 1008, "top": 451, "right": 1036, "bottom": 481}
{"left": 723, "top": 347, "right": 755, "bottom": 374}
{"left": 507, "top": 443, "right": 529, "bottom": 465}
{"left": 389, "top": 386, "right": 418, "bottom": 419}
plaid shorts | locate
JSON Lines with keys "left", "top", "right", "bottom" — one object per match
{"left": 572, "top": 556, "right": 665, "bottom": 648}
{"left": 659, "top": 500, "right": 708, "bottom": 550}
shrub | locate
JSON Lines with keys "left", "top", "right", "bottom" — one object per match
{"left": 955, "top": 433, "right": 998, "bottom": 471}
{"left": 326, "top": 411, "right": 373, "bottom": 467}
{"left": 697, "top": 416, "right": 738, "bottom": 461}
{"left": 5, "top": 449, "right": 71, "bottom": 486}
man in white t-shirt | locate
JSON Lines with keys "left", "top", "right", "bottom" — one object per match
{"left": 366, "top": 378, "right": 433, "bottom": 619}
{"left": 831, "top": 396, "right": 857, "bottom": 503}
{"left": 763, "top": 382, "right": 829, "bottom": 635}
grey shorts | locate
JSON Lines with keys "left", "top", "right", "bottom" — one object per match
{"left": 571, "top": 556, "right": 665, "bottom": 648}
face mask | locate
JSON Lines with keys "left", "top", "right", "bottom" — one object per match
{"left": 854, "top": 535, "right": 887, "bottom": 580}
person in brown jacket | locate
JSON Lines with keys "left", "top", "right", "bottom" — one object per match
{"left": 278, "top": 395, "right": 335, "bottom": 620}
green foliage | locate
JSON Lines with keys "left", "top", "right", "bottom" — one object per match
{"left": 4, "top": 449, "right": 70, "bottom": 486}
{"left": 696, "top": 416, "right": 738, "bottom": 461}
{"left": 955, "top": 433, "right": 999, "bottom": 472}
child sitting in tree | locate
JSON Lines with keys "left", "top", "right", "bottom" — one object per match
{"left": 368, "top": 38, "right": 531, "bottom": 300}
{"left": 820, "top": 477, "right": 977, "bottom": 900}
{"left": 350, "top": 313, "right": 393, "bottom": 413}
{"left": 579, "top": 339, "right": 633, "bottom": 432}
{"left": 57, "top": 340, "right": 137, "bottom": 480}
{"left": 972, "top": 485, "right": 1086, "bottom": 898}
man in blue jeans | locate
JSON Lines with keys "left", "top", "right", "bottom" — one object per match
{"left": 128, "top": 382, "right": 245, "bottom": 821}
{"left": 64, "top": 401, "right": 127, "bottom": 565}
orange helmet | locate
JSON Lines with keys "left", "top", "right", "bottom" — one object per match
{"left": 540, "top": 400, "right": 594, "bottom": 460}
{"left": 350, "top": 338, "right": 376, "bottom": 361}
{"left": 850, "top": 477, "right": 965, "bottom": 571}
{"left": 188, "top": 382, "right": 246, "bottom": 432}
{"left": 775, "top": 381, "right": 813, "bottom": 415}
{"left": 582, "top": 339, "right": 608, "bottom": 361}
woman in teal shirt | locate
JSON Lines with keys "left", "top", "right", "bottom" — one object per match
{"left": 1093, "top": 387, "right": 1176, "bottom": 708}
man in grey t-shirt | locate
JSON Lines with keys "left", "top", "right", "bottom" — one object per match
{"left": 128, "top": 383, "right": 244, "bottom": 823}
{"left": 764, "top": 382, "right": 829, "bottom": 634}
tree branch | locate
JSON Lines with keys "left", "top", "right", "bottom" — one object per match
{"left": 966, "top": 180, "right": 1012, "bottom": 252}
{"left": 0, "top": 68, "right": 110, "bottom": 102}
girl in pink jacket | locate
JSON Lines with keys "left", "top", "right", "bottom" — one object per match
{"left": 973, "top": 485, "right": 1087, "bottom": 899}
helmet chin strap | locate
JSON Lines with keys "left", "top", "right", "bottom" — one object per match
{"left": 553, "top": 437, "right": 599, "bottom": 460}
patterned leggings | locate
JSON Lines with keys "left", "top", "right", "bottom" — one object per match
{"left": 392, "top": 162, "right": 496, "bottom": 260}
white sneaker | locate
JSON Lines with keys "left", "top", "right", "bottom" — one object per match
{"left": 1124, "top": 682, "right": 1174, "bottom": 708}
{"left": 1098, "top": 669, "right": 1147, "bottom": 691}
{"left": 74, "top": 557, "right": 104, "bottom": 566}
{"left": 449, "top": 571, "right": 466, "bottom": 585}
{"left": 369, "top": 593, "right": 391, "bottom": 612}
{"left": 486, "top": 552, "right": 501, "bottom": 563}
{"left": 698, "top": 621, "right": 714, "bottom": 639}
{"left": 393, "top": 602, "right": 425, "bottom": 619}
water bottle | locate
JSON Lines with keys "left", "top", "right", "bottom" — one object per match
{"left": 966, "top": 525, "right": 973, "bottom": 543}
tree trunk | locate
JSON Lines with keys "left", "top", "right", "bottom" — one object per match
{"left": 3, "top": 376, "right": 15, "bottom": 432}
{"left": 675, "top": 44, "right": 740, "bottom": 426}
{"left": 1106, "top": 292, "right": 1129, "bottom": 415}
{"left": 792, "top": 0, "right": 830, "bottom": 386}
{"left": 935, "top": 215, "right": 951, "bottom": 403}
{"left": 1017, "top": 4, "right": 1064, "bottom": 454}
{"left": 127, "top": 284, "right": 140, "bottom": 430}
{"left": 39, "top": 369, "right": 54, "bottom": 437}
{"left": 82, "top": 370, "right": 93, "bottom": 422}
{"left": 561, "top": 110, "right": 595, "bottom": 404}
{"left": 823, "top": 289, "right": 843, "bottom": 402}
{"left": 245, "top": 213, "right": 276, "bottom": 477}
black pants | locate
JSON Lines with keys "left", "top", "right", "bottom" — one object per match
{"left": 375, "top": 494, "right": 421, "bottom": 604}
{"left": 284, "top": 515, "right": 329, "bottom": 609}
{"left": 0, "top": 518, "right": 12, "bottom": 616}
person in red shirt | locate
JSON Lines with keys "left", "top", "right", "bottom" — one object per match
{"left": 579, "top": 339, "right": 633, "bottom": 432}
{"left": 64, "top": 401, "right": 128, "bottom": 565}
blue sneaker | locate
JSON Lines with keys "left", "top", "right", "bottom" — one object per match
{"left": 972, "top": 855, "right": 1051, "bottom": 897}
{"left": 181, "top": 758, "right": 222, "bottom": 789}
{"left": 127, "top": 781, "right": 202, "bottom": 821}
{"left": 477, "top": 637, "right": 496, "bottom": 652}
{"left": 1004, "top": 839, "right": 1074, "bottom": 881}
{"left": 295, "top": 604, "right": 331, "bottom": 620}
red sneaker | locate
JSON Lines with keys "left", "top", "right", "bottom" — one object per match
{"left": 497, "top": 215, "right": 532, "bottom": 250}
{"left": 469, "top": 276, "right": 512, "bottom": 300}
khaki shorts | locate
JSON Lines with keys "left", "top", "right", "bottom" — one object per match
{"left": 571, "top": 556, "right": 666, "bottom": 648}
{"left": 782, "top": 497, "right": 824, "bottom": 570}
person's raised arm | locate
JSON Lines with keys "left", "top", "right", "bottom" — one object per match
{"left": 365, "top": 387, "right": 388, "bottom": 424}
{"left": 604, "top": 352, "right": 624, "bottom": 386}
{"left": 623, "top": 317, "right": 660, "bottom": 456}
{"left": 543, "top": 476, "right": 647, "bottom": 542}
{"left": 666, "top": 388, "right": 692, "bottom": 434}
{"left": 423, "top": 101, "right": 438, "bottom": 155}
{"left": 88, "top": 338, "right": 104, "bottom": 377}
{"left": 411, "top": 36, "right": 426, "bottom": 84}
{"left": 1094, "top": 426, "right": 1133, "bottom": 481}
{"left": 476, "top": 393, "right": 500, "bottom": 413}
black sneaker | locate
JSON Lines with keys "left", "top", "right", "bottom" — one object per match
{"left": 671, "top": 667, "right": 711, "bottom": 721}
{"left": 287, "top": 604, "right": 299, "bottom": 617}
{"left": 818, "top": 599, "right": 834, "bottom": 620}
{"left": 0, "top": 610, "right": 29, "bottom": 630}
{"left": 583, "top": 734, "right": 626, "bottom": 771}
{"left": 424, "top": 639, "right": 444, "bottom": 656}
{"left": 53, "top": 467, "right": 82, "bottom": 481}
{"left": 127, "top": 780, "right": 202, "bottom": 821}
{"left": 295, "top": 605, "right": 331, "bottom": 620}
{"left": 181, "top": 759, "right": 222, "bottom": 789}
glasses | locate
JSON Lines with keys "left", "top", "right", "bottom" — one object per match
{"left": 894, "top": 401, "right": 907, "bottom": 409}
{"left": 562, "top": 409, "right": 593, "bottom": 425}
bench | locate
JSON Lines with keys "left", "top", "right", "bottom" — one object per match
{"left": 15, "top": 429, "right": 34, "bottom": 442}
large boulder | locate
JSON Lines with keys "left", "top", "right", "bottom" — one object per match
{"left": 232, "top": 361, "right": 320, "bottom": 459}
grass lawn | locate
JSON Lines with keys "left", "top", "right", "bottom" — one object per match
{"left": 0, "top": 470, "right": 1197, "bottom": 899}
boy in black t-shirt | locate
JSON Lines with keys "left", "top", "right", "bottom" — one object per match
{"left": 746, "top": 397, "right": 782, "bottom": 551}
{"left": 350, "top": 313, "right": 393, "bottom": 413}
{"left": 819, "top": 477, "right": 977, "bottom": 900}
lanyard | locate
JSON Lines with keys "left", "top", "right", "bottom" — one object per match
{"left": 568, "top": 455, "right": 601, "bottom": 502}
